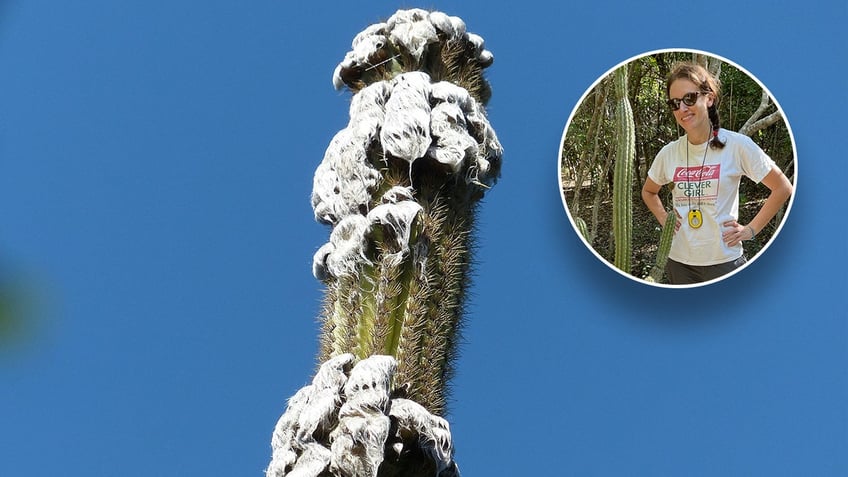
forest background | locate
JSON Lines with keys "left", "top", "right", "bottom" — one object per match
{"left": 561, "top": 51, "right": 794, "bottom": 283}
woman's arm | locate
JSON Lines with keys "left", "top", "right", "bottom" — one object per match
{"left": 722, "top": 165, "right": 793, "bottom": 246}
{"left": 642, "top": 177, "right": 670, "bottom": 225}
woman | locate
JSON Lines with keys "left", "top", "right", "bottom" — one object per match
{"left": 641, "top": 62, "right": 793, "bottom": 285}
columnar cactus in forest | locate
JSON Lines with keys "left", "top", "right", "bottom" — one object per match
{"left": 612, "top": 64, "right": 634, "bottom": 273}
{"left": 574, "top": 216, "right": 590, "bottom": 243}
{"left": 647, "top": 209, "right": 676, "bottom": 283}
{"left": 266, "top": 9, "right": 501, "bottom": 477}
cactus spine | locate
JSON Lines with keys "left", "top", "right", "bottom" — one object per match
{"left": 318, "top": 187, "right": 479, "bottom": 415}
{"left": 612, "top": 65, "right": 634, "bottom": 273}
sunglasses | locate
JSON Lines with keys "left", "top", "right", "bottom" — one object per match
{"left": 666, "top": 91, "right": 709, "bottom": 111}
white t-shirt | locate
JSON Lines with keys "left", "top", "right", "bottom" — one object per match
{"left": 647, "top": 129, "right": 775, "bottom": 266}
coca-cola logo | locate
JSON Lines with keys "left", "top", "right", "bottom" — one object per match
{"left": 674, "top": 165, "right": 720, "bottom": 181}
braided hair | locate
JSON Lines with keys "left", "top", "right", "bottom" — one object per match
{"left": 666, "top": 62, "right": 726, "bottom": 149}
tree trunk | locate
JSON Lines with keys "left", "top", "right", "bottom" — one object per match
{"left": 738, "top": 89, "right": 783, "bottom": 137}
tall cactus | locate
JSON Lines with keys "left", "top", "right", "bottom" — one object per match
{"left": 612, "top": 65, "right": 634, "bottom": 273}
{"left": 267, "top": 9, "right": 501, "bottom": 477}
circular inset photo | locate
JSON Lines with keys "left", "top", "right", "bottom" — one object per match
{"left": 558, "top": 49, "right": 796, "bottom": 287}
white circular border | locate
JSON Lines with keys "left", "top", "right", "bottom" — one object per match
{"left": 556, "top": 48, "right": 798, "bottom": 289}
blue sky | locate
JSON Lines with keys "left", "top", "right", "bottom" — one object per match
{"left": 1, "top": 1, "right": 845, "bottom": 476}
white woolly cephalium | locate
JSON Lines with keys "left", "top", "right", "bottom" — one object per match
{"left": 463, "top": 99, "right": 502, "bottom": 185}
{"left": 330, "top": 356, "right": 395, "bottom": 477}
{"left": 386, "top": 9, "right": 438, "bottom": 62}
{"left": 349, "top": 83, "right": 392, "bottom": 139}
{"left": 312, "top": 72, "right": 501, "bottom": 228}
{"left": 311, "top": 82, "right": 390, "bottom": 225}
{"left": 311, "top": 72, "right": 501, "bottom": 282}
{"left": 426, "top": 11, "right": 466, "bottom": 40}
{"left": 311, "top": 129, "right": 380, "bottom": 225}
{"left": 312, "top": 190, "right": 423, "bottom": 281}
{"left": 350, "top": 23, "right": 388, "bottom": 68}
{"left": 266, "top": 354, "right": 459, "bottom": 477}
{"left": 377, "top": 185, "right": 414, "bottom": 204}
{"left": 387, "top": 398, "right": 458, "bottom": 476}
{"left": 428, "top": 102, "right": 476, "bottom": 174}
{"left": 312, "top": 215, "right": 370, "bottom": 281}
{"left": 381, "top": 72, "right": 433, "bottom": 165}
{"left": 332, "top": 9, "right": 492, "bottom": 91}
{"left": 368, "top": 200, "right": 423, "bottom": 266}
{"left": 267, "top": 354, "right": 354, "bottom": 477}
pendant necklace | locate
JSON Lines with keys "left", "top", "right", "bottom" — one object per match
{"left": 686, "top": 135, "right": 709, "bottom": 229}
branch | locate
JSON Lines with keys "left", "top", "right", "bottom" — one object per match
{"left": 738, "top": 90, "right": 781, "bottom": 137}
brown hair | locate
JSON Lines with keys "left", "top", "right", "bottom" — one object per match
{"left": 666, "top": 62, "right": 725, "bottom": 149}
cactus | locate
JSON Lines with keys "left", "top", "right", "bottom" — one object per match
{"left": 312, "top": 10, "right": 501, "bottom": 414}
{"left": 612, "top": 65, "right": 634, "bottom": 273}
{"left": 574, "top": 216, "right": 590, "bottom": 243}
{"left": 647, "top": 209, "right": 676, "bottom": 283}
{"left": 267, "top": 9, "right": 500, "bottom": 477}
